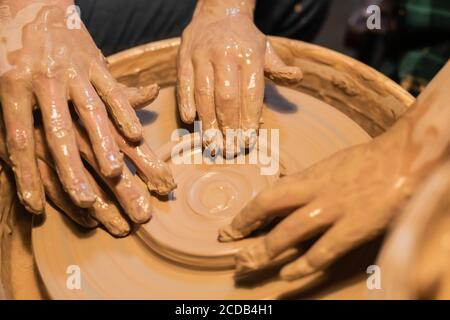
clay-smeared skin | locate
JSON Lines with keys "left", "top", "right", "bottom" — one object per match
{"left": 110, "top": 122, "right": 176, "bottom": 195}
{"left": 0, "top": 121, "right": 130, "bottom": 236}
{"left": 0, "top": 1, "right": 144, "bottom": 213}
{"left": 0, "top": 81, "right": 172, "bottom": 236}
{"left": 219, "top": 62, "right": 450, "bottom": 281}
{"left": 36, "top": 159, "right": 99, "bottom": 229}
{"left": 74, "top": 124, "right": 152, "bottom": 224}
{"left": 55, "top": 82, "right": 172, "bottom": 227}
{"left": 178, "top": 0, "right": 302, "bottom": 150}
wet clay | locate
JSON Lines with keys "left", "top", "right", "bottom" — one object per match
{"left": 0, "top": 1, "right": 146, "bottom": 213}
{"left": 3, "top": 37, "right": 414, "bottom": 299}
{"left": 0, "top": 82, "right": 174, "bottom": 237}
{"left": 178, "top": 0, "right": 302, "bottom": 151}
{"left": 33, "top": 84, "right": 372, "bottom": 299}
{"left": 216, "top": 62, "right": 450, "bottom": 282}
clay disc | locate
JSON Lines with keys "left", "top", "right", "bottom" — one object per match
{"left": 32, "top": 85, "right": 371, "bottom": 299}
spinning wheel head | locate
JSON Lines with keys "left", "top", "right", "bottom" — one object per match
{"left": 138, "top": 135, "right": 285, "bottom": 269}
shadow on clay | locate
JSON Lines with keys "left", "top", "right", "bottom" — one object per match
{"left": 137, "top": 109, "right": 158, "bottom": 126}
{"left": 34, "top": 205, "right": 97, "bottom": 240}
{"left": 279, "top": 237, "right": 384, "bottom": 299}
{"left": 264, "top": 83, "right": 298, "bottom": 114}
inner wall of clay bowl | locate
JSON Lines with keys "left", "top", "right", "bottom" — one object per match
{"left": 29, "top": 38, "right": 414, "bottom": 300}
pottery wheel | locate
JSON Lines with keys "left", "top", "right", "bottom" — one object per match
{"left": 32, "top": 85, "right": 371, "bottom": 299}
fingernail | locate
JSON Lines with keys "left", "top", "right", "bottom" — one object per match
{"left": 129, "top": 195, "right": 152, "bottom": 224}
{"left": 144, "top": 84, "right": 160, "bottom": 99}
{"left": 104, "top": 215, "right": 130, "bottom": 237}
{"left": 235, "top": 241, "right": 271, "bottom": 272}
{"left": 203, "top": 129, "right": 223, "bottom": 152}
{"left": 241, "top": 129, "right": 257, "bottom": 149}
{"left": 21, "top": 190, "right": 45, "bottom": 215}
{"left": 103, "top": 152, "right": 124, "bottom": 177}
{"left": 181, "top": 105, "right": 196, "bottom": 123}
{"left": 125, "top": 124, "right": 143, "bottom": 142}
{"left": 71, "top": 183, "right": 96, "bottom": 208}
{"left": 218, "top": 224, "right": 245, "bottom": 242}
{"left": 280, "top": 257, "right": 314, "bottom": 281}
{"left": 151, "top": 179, "right": 177, "bottom": 196}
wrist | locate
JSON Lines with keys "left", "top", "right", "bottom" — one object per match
{"left": 1, "top": 0, "right": 74, "bottom": 18}
{"left": 387, "top": 110, "right": 450, "bottom": 177}
{"left": 194, "top": 0, "right": 255, "bottom": 19}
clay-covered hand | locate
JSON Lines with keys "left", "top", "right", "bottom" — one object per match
{"left": 218, "top": 60, "right": 450, "bottom": 281}
{"left": 218, "top": 121, "right": 433, "bottom": 280}
{"left": 0, "top": 83, "right": 176, "bottom": 237}
{"left": 0, "top": 3, "right": 144, "bottom": 214}
{"left": 177, "top": 0, "right": 302, "bottom": 150}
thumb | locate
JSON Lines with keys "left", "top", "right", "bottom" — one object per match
{"left": 118, "top": 83, "right": 160, "bottom": 110}
{"left": 264, "top": 40, "right": 303, "bottom": 85}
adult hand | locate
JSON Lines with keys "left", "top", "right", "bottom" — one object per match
{"left": 0, "top": 3, "right": 143, "bottom": 213}
{"left": 218, "top": 121, "right": 438, "bottom": 280}
{"left": 177, "top": 0, "right": 302, "bottom": 151}
{"left": 219, "top": 61, "right": 450, "bottom": 280}
{"left": 0, "top": 83, "right": 176, "bottom": 237}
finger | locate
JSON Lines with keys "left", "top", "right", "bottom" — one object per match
{"left": 214, "top": 61, "right": 240, "bottom": 131}
{"left": 33, "top": 78, "right": 95, "bottom": 208}
{"left": 280, "top": 213, "right": 374, "bottom": 281}
{"left": 235, "top": 203, "right": 336, "bottom": 272}
{"left": 73, "top": 123, "right": 152, "bottom": 224}
{"left": 177, "top": 56, "right": 196, "bottom": 123}
{"left": 109, "top": 122, "right": 176, "bottom": 195}
{"left": 193, "top": 59, "right": 221, "bottom": 151}
{"left": 218, "top": 174, "right": 317, "bottom": 242}
{"left": 84, "top": 166, "right": 130, "bottom": 237}
{"left": 213, "top": 61, "right": 241, "bottom": 156}
{"left": 37, "top": 159, "right": 98, "bottom": 228}
{"left": 240, "top": 61, "right": 264, "bottom": 148}
{"left": 90, "top": 62, "right": 142, "bottom": 142}
{"left": 264, "top": 40, "right": 303, "bottom": 85}
{"left": 33, "top": 125, "right": 53, "bottom": 164}
{"left": 35, "top": 125, "right": 129, "bottom": 235}
{"left": 107, "top": 165, "right": 152, "bottom": 224}
{"left": 119, "top": 83, "right": 160, "bottom": 110}
{"left": 70, "top": 77, "right": 124, "bottom": 177}
{"left": 0, "top": 82, "right": 44, "bottom": 214}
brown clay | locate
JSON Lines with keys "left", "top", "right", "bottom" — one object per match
{"left": 0, "top": 79, "right": 175, "bottom": 235}
{"left": 220, "top": 62, "right": 450, "bottom": 281}
{"left": 0, "top": 1, "right": 147, "bottom": 213}
{"left": 178, "top": 0, "right": 302, "bottom": 151}
{"left": 32, "top": 84, "right": 373, "bottom": 299}
{"left": 2, "top": 37, "right": 414, "bottom": 299}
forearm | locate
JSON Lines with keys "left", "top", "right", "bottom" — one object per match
{"left": 0, "top": 0, "right": 73, "bottom": 18}
{"left": 193, "top": 0, "right": 256, "bottom": 18}
{"left": 395, "top": 61, "right": 450, "bottom": 172}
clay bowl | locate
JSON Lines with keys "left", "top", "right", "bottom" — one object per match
{"left": 0, "top": 37, "right": 415, "bottom": 300}
{"left": 374, "top": 160, "right": 450, "bottom": 300}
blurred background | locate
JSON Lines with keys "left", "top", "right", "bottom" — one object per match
{"left": 313, "top": 0, "right": 450, "bottom": 97}
{"left": 76, "top": 0, "right": 450, "bottom": 97}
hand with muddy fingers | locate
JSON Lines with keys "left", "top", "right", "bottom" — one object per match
{"left": 0, "top": 83, "right": 176, "bottom": 237}
{"left": 0, "top": 3, "right": 144, "bottom": 214}
{"left": 218, "top": 119, "right": 441, "bottom": 280}
{"left": 177, "top": 0, "right": 302, "bottom": 153}
{"left": 218, "top": 55, "right": 450, "bottom": 281}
